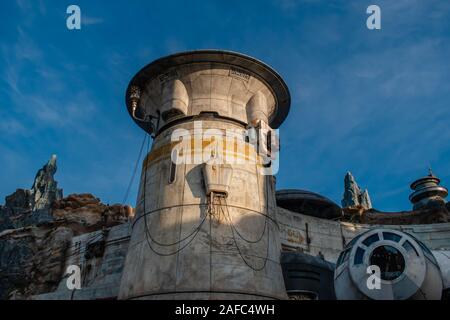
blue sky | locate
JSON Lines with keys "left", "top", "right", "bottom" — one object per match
{"left": 1, "top": 0, "right": 449, "bottom": 211}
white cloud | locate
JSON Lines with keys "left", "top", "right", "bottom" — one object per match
{"left": 0, "top": 27, "right": 99, "bottom": 132}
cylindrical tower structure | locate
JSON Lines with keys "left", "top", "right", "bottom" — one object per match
{"left": 119, "top": 50, "right": 291, "bottom": 300}
{"left": 409, "top": 170, "right": 448, "bottom": 210}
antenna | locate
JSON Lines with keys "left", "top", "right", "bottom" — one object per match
{"left": 428, "top": 165, "right": 434, "bottom": 177}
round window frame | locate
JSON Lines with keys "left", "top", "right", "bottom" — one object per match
{"left": 369, "top": 244, "right": 406, "bottom": 282}
{"left": 347, "top": 229, "right": 427, "bottom": 300}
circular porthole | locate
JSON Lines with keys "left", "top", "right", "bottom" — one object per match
{"left": 369, "top": 245, "right": 406, "bottom": 281}
{"left": 335, "top": 228, "right": 443, "bottom": 300}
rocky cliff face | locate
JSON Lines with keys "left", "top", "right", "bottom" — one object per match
{"left": 0, "top": 194, "right": 132, "bottom": 300}
{"left": 0, "top": 156, "right": 133, "bottom": 299}
{"left": 0, "top": 225, "right": 73, "bottom": 299}
{"left": 51, "top": 193, "right": 132, "bottom": 233}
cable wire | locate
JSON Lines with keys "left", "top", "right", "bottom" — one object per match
{"left": 220, "top": 195, "right": 270, "bottom": 272}
{"left": 140, "top": 133, "right": 206, "bottom": 256}
{"left": 225, "top": 200, "right": 268, "bottom": 244}
{"left": 122, "top": 132, "right": 148, "bottom": 205}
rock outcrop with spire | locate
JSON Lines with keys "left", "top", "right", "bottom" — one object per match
{"left": 0, "top": 155, "right": 134, "bottom": 299}
{"left": 30, "top": 154, "right": 63, "bottom": 210}
{"left": 341, "top": 172, "right": 372, "bottom": 210}
{"left": 1, "top": 155, "right": 63, "bottom": 231}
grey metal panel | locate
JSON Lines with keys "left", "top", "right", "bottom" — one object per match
{"left": 276, "top": 189, "right": 342, "bottom": 219}
{"left": 281, "top": 251, "right": 336, "bottom": 300}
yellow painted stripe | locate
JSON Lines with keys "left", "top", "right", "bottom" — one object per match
{"left": 143, "top": 138, "right": 265, "bottom": 169}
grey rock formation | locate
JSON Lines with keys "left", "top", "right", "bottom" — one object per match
{"left": 360, "top": 189, "right": 372, "bottom": 209}
{"left": 31, "top": 154, "right": 63, "bottom": 210}
{"left": 0, "top": 155, "right": 63, "bottom": 232}
{"left": 5, "top": 189, "right": 33, "bottom": 213}
{"left": 0, "top": 226, "right": 73, "bottom": 299}
{"left": 341, "top": 172, "right": 372, "bottom": 210}
{"left": 0, "top": 206, "right": 14, "bottom": 231}
{"left": 0, "top": 233, "right": 36, "bottom": 299}
{"left": 342, "top": 172, "right": 360, "bottom": 208}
